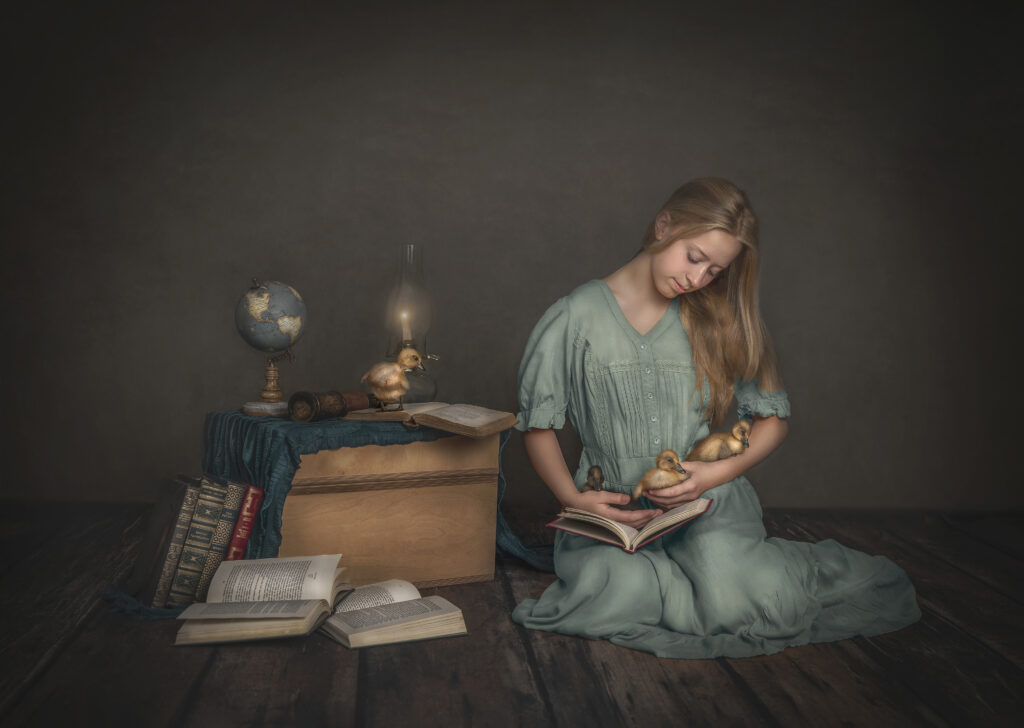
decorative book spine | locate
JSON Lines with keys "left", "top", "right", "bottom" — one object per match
{"left": 193, "top": 480, "right": 246, "bottom": 601}
{"left": 225, "top": 485, "right": 264, "bottom": 561}
{"left": 165, "top": 477, "right": 229, "bottom": 607}
{"left": 151, "top": 480, "right": 202, "bottom": 608}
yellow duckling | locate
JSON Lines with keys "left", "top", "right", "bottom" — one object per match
{"left": 632, "top": 449, "right": 688, "bottom": 500}
{"left": 686, "top": 420, "right": 752, "bottom": 462}
{"left": 361, "top": 347, "right": 424, "bottom": 410}
{"left": 581, "top": 465, "right": 605, "bottom": 492}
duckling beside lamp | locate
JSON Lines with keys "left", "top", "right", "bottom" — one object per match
{"left": 686, "top": 420, "right": 752, "bottom": 462}
{"left": 632, "top": 450, "right": 689, "bottom": 500}
{"left": 361, "top": 347, "right": 424, "bottom": 411}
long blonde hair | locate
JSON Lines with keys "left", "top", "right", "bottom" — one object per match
{"left": 642, "top": 178, "right": 783, "bottom": 424}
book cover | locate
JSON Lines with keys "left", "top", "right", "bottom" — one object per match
{"left": 194, "top": 479, "right": 247, "bottom": 602}
{"left": 150, "top": 477, "right": 203, "bottom": 608}
{"left": 224, "top": 484, "right": 264, "bottom": 561}
{"left": 124, "top": 476, "right": 201, "bottom": 608}
{"left": 165, "top": 476, "right": 230, "bottom": 607}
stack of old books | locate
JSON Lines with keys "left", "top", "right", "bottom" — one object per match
{"left": 129, "top": 475, "right": 470, "bottom": 648}
{"left": 129, "top": 475, "right": 265, "bottom": 609}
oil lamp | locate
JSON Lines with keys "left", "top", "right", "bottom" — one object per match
{"left": 383, "top": 244, "right": 438, "bottom": 402}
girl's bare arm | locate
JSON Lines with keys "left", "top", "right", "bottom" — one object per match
{"left": 644, "top": 415, "right": 788, "bottom": 507}
{"left": 522, "top": 428, "right": 662, "bottom": 527}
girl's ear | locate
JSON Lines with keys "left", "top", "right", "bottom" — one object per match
{"left": 654, "top": 212, "right": 671, "bottom": 241}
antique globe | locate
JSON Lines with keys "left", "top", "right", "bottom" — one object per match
{"left": 235, "top": 279, "right": 307, "bottom": 416}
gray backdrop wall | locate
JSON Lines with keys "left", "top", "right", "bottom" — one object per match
{"left": 4, "top": 0, "right": 1019, "bottom": 509}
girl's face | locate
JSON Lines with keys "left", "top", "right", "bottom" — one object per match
{"left": 649, "top": 227, "right": 742, "bottom": 300}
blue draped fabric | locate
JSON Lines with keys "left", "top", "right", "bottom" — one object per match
{"left": 201, "top": 409, "right": 552, "bottom": 570}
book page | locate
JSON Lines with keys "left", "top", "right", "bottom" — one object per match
{"left": 345, "top": 402, "right": 448, "bottom": 420}
{"left": 636, "top": 498, "right": 711, "bottom": 540}
{"left": 324, "top": 596, "right": 456, "bottom": 634}
{"left": 548, "top": 518, "right": 630, "bottom": 548}
{"left": 177, "top": 599, "right": 325, "bottom": 620}
{"left": 417, "top": 404, "right": 507, "bottom": 427}
{"left": 335, "top": 579, "right": 420, "bottom": 613}
{"left": 205, "top": 554, "right": 343, "bottom": 604}
{"left": 559, "top": 508, "right": 637, "bottom": 543}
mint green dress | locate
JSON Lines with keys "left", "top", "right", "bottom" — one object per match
{"left": 511, "top": 280, "right": 920, "bottom": 658}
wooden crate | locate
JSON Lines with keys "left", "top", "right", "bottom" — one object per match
{"left": 278, "top": 434, "right": 499, "bottom": 587}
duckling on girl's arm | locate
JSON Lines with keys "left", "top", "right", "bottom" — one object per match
{"left": 632, "top": 449, "right": 689, "bottom": 500}
{"left": 644, "top": 416, "right": 787, "bottom": 510}
{"left": 360, "top": 347, "right": 424, "bottom": 410}
{"left": 685, "top": 419, "right": 752, "bottom": 462}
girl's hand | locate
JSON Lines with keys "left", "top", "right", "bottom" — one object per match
{"left": 564, "top": 490, "right": 662, "bottom": 528}
{"left": 643, "top": 460, "right": 719, "bottom": 509}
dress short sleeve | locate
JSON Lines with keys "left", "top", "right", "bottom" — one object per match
{"left": 515, "top": 297, "right": 572, "bottom": 431}
{"left": 734, "top": 378, "right": 791, "bottom": 420}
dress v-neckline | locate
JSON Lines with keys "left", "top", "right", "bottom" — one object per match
{"left": 595, "top": 279, "right": 679, "bottom": 340}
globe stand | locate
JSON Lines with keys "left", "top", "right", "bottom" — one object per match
{"left": 242, "top": 354, "right": 292, "bottom": 417}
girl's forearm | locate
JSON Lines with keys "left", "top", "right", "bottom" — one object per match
{"left": 522, "top": 428, "right": 580, "bottom": 507}
{"left": 700, "top": 415, "right": 788, "bottom": 487}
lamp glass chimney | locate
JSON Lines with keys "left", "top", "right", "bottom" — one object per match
{"left": 384, "top": 244, "right": 432, "bottom": 357}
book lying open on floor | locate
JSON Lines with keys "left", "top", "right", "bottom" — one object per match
{"left": 548, "top": 498, "right": 713, "bottom": 553}
{"left": 174, "top": 554, "right": 348, "bottom": 645}
{"left": 319, "top": 578, "right": 467, "bottom": 648}
{"left": 344, "top": 402, "right": 517, "bottom": 438}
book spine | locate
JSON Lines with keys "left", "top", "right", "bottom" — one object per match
{"left": 224, "top": 485, "right": 264, "bottom": 561}
{"left": 193, "top": 480, "right": 247, "bottom": 602}
{"left": 165, "top": 477, "right": 229, "bottom": 607}
{"left": 150, "top": 480, "right": 202, "bottom": 608}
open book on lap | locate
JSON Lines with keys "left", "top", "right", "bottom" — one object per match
{"left": 548, "top": 498, "right": 712, "bottom": 553}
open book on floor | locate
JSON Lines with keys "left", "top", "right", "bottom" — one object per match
{"left": 174, "top": 554, "right": 348, "bottom": 645}
{"left": 319, "top": 578, "right": 467, "bottom": 648}
{"left": 344, "top": 402, "right": 517, "bottom": 438}
{"left": 548, "top": 498, "right": 713, "bottom": 553}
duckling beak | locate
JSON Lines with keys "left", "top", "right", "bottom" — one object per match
{"left": 742, "top": 437, "right": 749, "bottom": 447}
{"left": 416, "top": 363, "right": 426, "bottom": 371}
{"left": 674, "top": 463, "right": 687, "bottom": 474}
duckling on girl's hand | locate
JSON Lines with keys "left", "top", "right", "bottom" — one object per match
{"left": 581, "top": 465, "right": 605, "bottom": 492}
{"left": 686, "top": 420, "right": 752, "bottom": 462}
{"left": 632, "top": 450, "right": 688, "bottom": 500}
{"left": 360, "top": 347, "right": 424, "bottom": 410}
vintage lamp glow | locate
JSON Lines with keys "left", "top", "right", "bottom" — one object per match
{"left": 383, "top": 244, "right": 438, "bottom": 401}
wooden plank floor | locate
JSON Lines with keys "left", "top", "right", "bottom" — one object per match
{"left": 0, "top": 499, "right": 1021, "bottom": 727}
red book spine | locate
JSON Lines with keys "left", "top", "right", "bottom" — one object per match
{"left": 224, "top": 485, "right": 264, "bottom": 561}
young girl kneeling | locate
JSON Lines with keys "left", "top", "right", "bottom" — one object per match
{"left": 512, "top": 177, "right": 920, "bottom": 658}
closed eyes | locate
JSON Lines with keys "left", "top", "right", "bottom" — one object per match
{"left": 688, "top": 252, "right": 720, "bottom": 278}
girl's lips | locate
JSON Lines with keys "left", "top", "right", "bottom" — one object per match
{"left": 671, "top": 278, "right": 687, "bottom": 294}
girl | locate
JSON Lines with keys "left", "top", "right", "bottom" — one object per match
{"left": 512, "top": 178, "right": 920, "bottom": 658}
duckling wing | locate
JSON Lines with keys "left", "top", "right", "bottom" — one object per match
{"left": 365, "top": 362, "right": 403, "bottom": 388}
{"left": 642, "top": 469, "right": 686, "bottom": 491}
{"left": 686, "top": 435, "right": 729, "bottom": 461}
